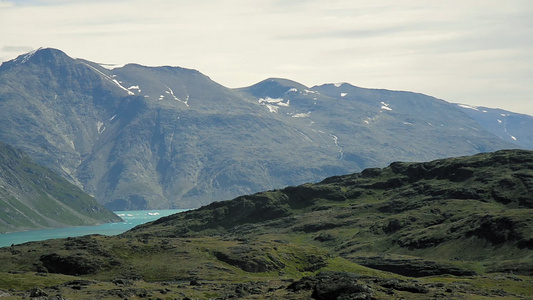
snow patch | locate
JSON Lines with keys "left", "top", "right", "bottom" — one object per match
{"left": 165, "top": 85, "right": 191, "bottom": 106}
{"left": 278, "top": 100, "right": 290, "bottom": 107}
{"left": 334, "top": 82, "right": 344, "bottom": 88}
{"left": 15, "top": 47, "right": 41, "bottom": 64}
{"left": 458, "top": 104, "right": 479, "bottom": 111}
{"left": 292, "top": 112, "right": 311, "bottom": 118}
{"left": 380, "top": 102, "right": 392, "bottom": 111}
{"left": 510, "top": 135, "right": 517, "bottom": 141}
{"left": 259, "top": 97, "right": 284, "bottom": 104}
{"left": 83, "top": 63, "right": 135, "bottom": 95}
{"left": 341, "top": 93, "right": 348, "bottom": 97}
{"left": 128, "top": 85, "right": 141, "bottom": 93}
{"left": 497, "top": 119, "right": 502, "bottom": 124}
{"left": 112, "top": 79, "right": 134, "bottom": 95}
{"left": 99, "top": 63, "right": 126, "bottom": 70}
{"left": 110, "top": 114, "right": 117, "bottom": 121}
{"left": 287, "top": 88, "right": 298, "bottom": 93}
{"left": 265, "top": 104, "right": 279, "bottom": 113}
{"left": 97, "top": 121, "right": 105, "bottom": 134}
{"left": 329, "top": 134, "right": 344, "bottom": 160}
{"left": 258, "top": 97, "right": 289, "bottom": 112}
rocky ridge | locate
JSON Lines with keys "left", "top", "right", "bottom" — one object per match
{"left": 0, "top": 149, "right": 531, "bottom": 299}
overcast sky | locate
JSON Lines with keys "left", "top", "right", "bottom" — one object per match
{"left": 1, "top": 0, "right": 532, "bottom": 115}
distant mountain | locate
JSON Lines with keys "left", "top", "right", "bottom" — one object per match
{"left": 0, "top": 48, "right": 524, "bottom": 210}
{"left": 0, "top": 141, "right": 121, "bottom": 233}
{"left": 455, "top": 103, "right": 533, "bottom": 149}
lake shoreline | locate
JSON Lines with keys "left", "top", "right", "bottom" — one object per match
{"left": 0, "top": 209, "right": 189, "bottom": 248}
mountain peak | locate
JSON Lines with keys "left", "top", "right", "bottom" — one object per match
{"left": 1, "top": 47, "right": 73, "bottom": 70}
{"left": 238, "top": 77, "right": 309, "bottom": 99}
{"left": 13, "top": 47, "right": 43, "bottom": 63}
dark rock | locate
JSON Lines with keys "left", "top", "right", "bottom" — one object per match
{"left": 361, "top": 168, "right": 382, "bottom": 178}
{"left": 378, "top": 279, "right": 429, "bottom": 293}
{"left": 112, "top": 279, "right": 132, "bottom": 286}
{"left": 29, "top": 288, "right": 47, "bottom": 298}
{"left": 40, "top": 253, "right": 100, "bottom": 275}
{"left": 383, "top": 218, "right": 403, "bottom": 233}
{"left": 353, "top": 256, "right": 476, "bottom": 277}
{"left": 467, "top": 215, "right": 526, "bottom": 245}
{"left": 313, "top": 278, "right": 374, "bottom": 300}
{"left": 214, "top": 248, "right": 285, "bottom": 273}
{"left": 314, "top": 232, "right": 336, "bottom": 242}
{"left": 294, "top": 222, "right": 343, "bottom": 233}
{"left": 288, "top": 272, "right": 374, "bottom": 300}
{"left": 190, "top": 279, "right": 200, "bottom": 286}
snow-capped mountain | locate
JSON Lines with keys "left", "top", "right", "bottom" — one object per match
{"left": 0, "top": 48, "right": 524, "bottom": 209}
{"left": 455, "top": 103, "right": 533, "bottom": 150}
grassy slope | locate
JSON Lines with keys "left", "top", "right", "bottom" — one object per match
{"left": 0, "top": 149, "right": 531, "bottom": 299}
{"left": 0, "top": 142, "right": 122, "bottom": 233}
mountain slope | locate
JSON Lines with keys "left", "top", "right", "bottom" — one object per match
{"left": 0, "top": 48, "right": 523, "bottom": 210}
{"left": 0, "top": 150, "right": 531, "bottom": 299}
{"left": 240, "top": 80, "right": 521, "bottom": 166}
{"left": 456, "top": 103, "right": 533, "bottom": 149}
{"left": 0, "top": 141, "right": 121, "bottom": 233}
{"left": 128, "top": 149, "right": 533, "bottom": 277}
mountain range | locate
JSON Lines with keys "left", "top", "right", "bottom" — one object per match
{"left": 0, "top": 141, "right": 121, "bottom": 233}
{"left": 0, "top": 48, "right": 530, "bottom": 210}
{"left": 455, "top": 103, "right": 533, "bottom": 149}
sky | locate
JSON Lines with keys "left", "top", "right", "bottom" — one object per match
{"left": 1, "top": 0, "right": 532, "bottom": 116}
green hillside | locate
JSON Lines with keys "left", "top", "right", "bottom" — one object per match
{"left": 0, "top": 149, "right": 531, "bottom": 299}
{"left": 0, "top": 142, "right": 121, "bottom": 233}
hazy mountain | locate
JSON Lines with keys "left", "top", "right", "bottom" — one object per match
{"left": 0, "top": 48, "right": 523, "bottom": 210}
{"left": 455, "top": 103, "right": 533, "bottom": 149}
{"left": 0, "top": 141, "right": 121, "bottom": 233}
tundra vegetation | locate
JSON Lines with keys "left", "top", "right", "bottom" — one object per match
{"left": 0, "top": 149, "right": 532, "bottom": 299}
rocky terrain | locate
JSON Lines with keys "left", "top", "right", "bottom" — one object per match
{"left": 0, "top": 149, "right": 531, "bottom": 299}
{"left": 0, "top": 141, "right": 121, "bottom": 233}
{"left": 0, "top": 48, "right": 525, "bottom": 210}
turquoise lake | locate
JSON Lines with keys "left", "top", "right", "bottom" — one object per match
{"left": 0, "top": 209, "right": 188, "bottom": 248}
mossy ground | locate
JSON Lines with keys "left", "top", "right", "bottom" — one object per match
{"left": 0, "top": 150, "right": 532, "bottom": 299}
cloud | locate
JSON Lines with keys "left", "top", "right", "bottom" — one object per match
{"left": 1, "top": 45, "right": 35, "bottom": 53}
